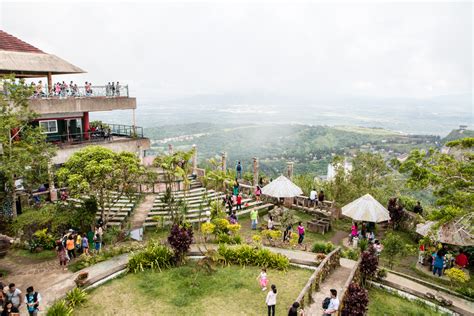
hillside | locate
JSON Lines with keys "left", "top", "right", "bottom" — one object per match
{"left": 442, "top": 128, "right": 474, "bottom": 143}
{"left": 144, "top": 124, "right": 440, "bottom": 177}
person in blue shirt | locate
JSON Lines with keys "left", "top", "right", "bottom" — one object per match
{"left": 236, "top": 161, "right": 242, "bottom": 179}
{"left": 432, "top": 250, "right": 445, "bottom": 277}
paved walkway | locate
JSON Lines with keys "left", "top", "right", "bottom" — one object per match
{"left": 306, "top": 258, "right": 356, "bottom": 315}
{"left": 385, "top": 272, "right": 474, "bottom": 316}
{"left": 130, "top": 194, "right": 156, "bottom": 229}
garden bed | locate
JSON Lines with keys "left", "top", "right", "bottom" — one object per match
{"left": 74, "top": 263, "right": 312, "bottom": 316}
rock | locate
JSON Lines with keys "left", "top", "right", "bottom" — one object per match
{"left": 0, "top": 234, "right": 13, "bottom": 258}
{"left": 425, "top": 292, "right": 435, "bottom": 299}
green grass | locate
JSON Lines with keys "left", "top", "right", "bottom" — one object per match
{"left": 11, "top": 249, "right": 57, "bottom": 261}
{"left": 368, "top": 287, "right": 447, "bottom": 316}
{"left": 75, "top": 263, "right": 312, "bottom": 316}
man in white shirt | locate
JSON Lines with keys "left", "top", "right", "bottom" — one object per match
{"left": 309, "top": 189, "right": 317, "bottom": 207}
{"left": 323, "top": 289, "right": 339, "bottom": 315}
{"left": 5, "top": 283, "right": 22, "bottom": 309}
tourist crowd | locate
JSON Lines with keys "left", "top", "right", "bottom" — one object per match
{"left": 419, "top": 244, "right": 469, "bottom": 277}
{"left": 30, "top": 81, "right": 122, "bottom": 98}
{"left": 0, "top": 283, "right": 41, "bottom": 316}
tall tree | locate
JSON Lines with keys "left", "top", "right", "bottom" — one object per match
{"left": 57, "top": 146, "right": 147, "bottom": 223}
{"left": 398, "top": 138, "right": 473, "bottom": 224}
{"left": 0, "top": 77, "right": 55, "bottom": 217}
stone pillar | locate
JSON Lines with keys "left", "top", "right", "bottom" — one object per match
{"left": 253, "top": 157, "right": 259, "bottom": 187}
{"left": 192, "top": 144, "right": 197, "bottom": 174}
{"left": 287, "top": 162, "right": 294, "bottom": 180}
{"left": 221, "top": 152, "right": 227, "bottom": 173}
{"left": 83, "top": 112, "right": 90, "bottom": 140}
{"left": 47, "top": 72, "right": 52, "bottom": 94}
{"left": 168, "top": 144, "right": 173, "bottom": 155}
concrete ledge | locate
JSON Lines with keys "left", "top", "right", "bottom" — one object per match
{"left": 30, "top": 97, "right": 136, "bottom": 114}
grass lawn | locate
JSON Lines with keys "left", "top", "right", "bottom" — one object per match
{"left": 10, "top": 249, "right": 57, "bottom": 261}
{"left": 368, "top": 287, "right": 447, "bottom": 316}
{"left": 75, "top": 263, "right": 313, "bottom": 316}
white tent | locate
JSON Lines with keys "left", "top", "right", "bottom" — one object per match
{"left": 341, "top": 194, "right": 390, "bottom": 223}
{"left": 261, "top": 175, "right": 303, "bottom": 198}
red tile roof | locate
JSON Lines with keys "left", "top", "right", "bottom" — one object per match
{"left": 0, "top": 30, "right": 44, "bottom": 53}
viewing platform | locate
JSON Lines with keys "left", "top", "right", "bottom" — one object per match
{"left": 29, "top": 85, "right": 136, "bottom": 115}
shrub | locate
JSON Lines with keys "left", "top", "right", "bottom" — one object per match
{"left": 29, "top": 228, "right": 56, "bottom": 251}
{"left": 127, "top": 241, "right": 174, "bottom": 273}
{"left": 212, "top": 218, "right": 230, "bottom": 234}
{"left": 376, "top": 268, "right": 387, "bottom": 280}
{"left": 252, "top": 234, "right": 262, "bottom": 245}
{"left": 217, "top": 244, "right": 289, "bottom": 270}
{"left": 341, "top": 248, "right": 360, "bottom": 260}
{"left": 445, "top": 268, "right": 470, "bottom": 285}
{"left": 383, "top": 232, "right": 408, "bottom": 269}
{"left": 201, "top": 222, "right": 215, "bottom": 235}
{"left": 216, "top": 233, "right": 241, "bottom": 244}
{"left": 261, "top": 229, "right": 282, "bottom": 241}
{"left": 227, "top": 223, "right": 241, "bottom": 235}
{"left": 168, "top": 223, "right": 193, "bottom": 263}
{"left": 358, "top": 239, "right": 368, "bottom": 252}
{"left": 341, "top": 282, "right": 368, "bottom": 316}
{"left": 456, "top": 286, "right": 474, "bottom": 299}
{"left": 65, "top": 288, "right": 88, "bottom": 307}
{"left": 46, "top": 300, "right": 73, "bottom": 316}
{"left": 311, "top": 241, "right": 335, "bottom": 254}
{"left": 360, "top": 249, "right": 378, "bottom": 284}
{"left": 102, "top": 226, "right": 124, "bottom": 245}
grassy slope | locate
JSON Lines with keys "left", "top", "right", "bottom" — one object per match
{"left": 368, "top": 287, "right": 446, "bottom": 316}
{"left": 75, "top": 264, "right": 312, "bottom": 316}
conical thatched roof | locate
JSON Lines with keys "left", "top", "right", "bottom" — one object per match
{"left": 341, "top": 193, "right": 390, "bottom": 223}
{"left": 416, "top": 215, "right": 474, "bottom": 246}
{"left": 261, "top": 175, "right": 303, "bottom": 198}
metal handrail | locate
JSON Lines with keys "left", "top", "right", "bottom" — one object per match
{"left": 30, "top": 84, "right": 130, "bottom": 99}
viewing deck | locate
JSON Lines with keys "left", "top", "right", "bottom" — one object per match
{"left": 28, "top": 85, "right": 136, "bottom": 115}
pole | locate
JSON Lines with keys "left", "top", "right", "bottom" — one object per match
{"left": 221, "top": 152, "right": 227, "bottom": 173}
{"left": 192, "top": 144, "right": 197, "bottom": 175}
{"left": 287, "top": 162, "right": 294, "bottom": 180}
{"left": 253, "top": 157, "right": 259, "bottom": 187}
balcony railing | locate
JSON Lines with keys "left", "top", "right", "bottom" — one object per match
{"left": 46, "top": 123, "right": 144, "bottom": 146}
{"left": 31, "top": 85, "right": 130, "bottom": 99}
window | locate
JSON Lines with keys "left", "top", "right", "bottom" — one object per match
{"left": 39, "top": 120, "right": 58, "bottom": 134}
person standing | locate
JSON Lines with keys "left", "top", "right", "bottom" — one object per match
{"left": 455, "top": 250, "right": 469, "bottom": 269}
{"left": 5, "top": 283, "right": 22, "bottom": 310}
{"left": 297, "top": 222, "right": 305, "bottom": 244}
{"left": 318, "top": 190, "right": 325, "bottom": 205}
{"left": 66, "top": 235, "right": 76, "bottom": 259}
{"left": 267, "top": 216, "right": 274, "bottom": 230}
{"left": 288, "top": 302, "right": 304, "bottom": 316}
{"left": 24, "top": 286, "right": 41, "bottom": 316}
{"left": 57, "top": 242, "right": 68, "bottom": 270}
{"left": 309, "top": 189, "right": 317, "bottom": 207}
{"left": 1, "top": 302, "right": 19, "bottom": 316}
{"left": 322, "top": 289, "right": 339, "bottom": 315}
{"left": 111, "top": 82, "right": 116, "bottom": 96}
{"left": 115, "top": 82, "right": 121, "bottom": 96}
{"left": 236, "top": 161, "right": 242, "bottom": 179}
{"left": 250, "top": 209, "right": 258, "bottom": 230}
{"left": 257, "top": 268, "right": 268, "bottom": 291}
{"left": 265, "top": 284, "right": 277, "bottom": 316}
{"left": 432, "top": 250, "right": 445, "bottom": 277}
{"left": 82, "top": 233, "right": 90, "bottom": 255}
{"left": 236, "top": 193, "right": 242, "bottom": 211}
{"left": 75, "top": 232, "right": 83, "bottom": 255}
{"left": 255, "top": 185, "right": 262, "bottom": 201}
{"left": 233, "top": 180, "right": 240, "bottom": 197}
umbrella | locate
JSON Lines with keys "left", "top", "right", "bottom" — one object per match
{"left": 416, "top": 216, "right": 474, "bottom": 246}
{"left": 341, "top": 194, "right": 390, "bottom": 223}
{"left": 261, "top": 175, "right": 303, "bottom": 198}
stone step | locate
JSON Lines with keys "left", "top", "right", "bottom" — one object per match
{"left": 147, "top": 199, "right": 255, "bottom": 218}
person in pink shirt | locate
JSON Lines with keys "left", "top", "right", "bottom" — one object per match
{"left": 297, "top": 222, "right": 305, "bottom": 244}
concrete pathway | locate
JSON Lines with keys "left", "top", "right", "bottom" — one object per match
{"left": 385, "top": 272, "right": 474, "bottom": 316}
{"left": 42, "top": 253, "right": 129, "bottom": 307}
{"left": 306, "top": 258, "right": 356, "bottom": 315}
{"left": 130, "top": 194, "right": 156, "bottom": 229}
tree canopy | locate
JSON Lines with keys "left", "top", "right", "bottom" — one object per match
{"left": 0, "top": 77, "right": 55, "bottom": 217}
{"left": 57, "top": 146, "right": 146, "bottom": 222}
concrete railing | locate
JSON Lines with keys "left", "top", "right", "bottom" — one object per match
{"left": 338, "top": 257, "right": 362, "bottom": 315}
{"left": 295, "top": 247, "right": 341, "bottom": 310}
{"left": 194, "top": 168, "right": 206, "bottom": 178}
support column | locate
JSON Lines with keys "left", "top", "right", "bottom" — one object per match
{"left": 168, "top": 144, "right": 174, "bottom": 155}
{"left": 48, "top": 163, "right": 57, "bottom": 202}
{"left": 287, "top": 162, "right": 294, "bottom": 180}
{"left": 47, "top": 72, "right": 52, "bottom": 94}
{"left": 132, "top": 109, "right": 136, "bottom": 136}
{"left": 192, "top": 144, "right": 197, "bottom": 175}
{"left": 253, "top": 157, "right": 259, "bottom": 187}
{"left": 221, "top": 152, "right": 227, "bottom": 173}
{"left": 83, "top": 112, "right": 90, "bottom": 140}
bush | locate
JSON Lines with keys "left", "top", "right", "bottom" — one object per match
{"left": 65, "top": 288, "right": 88, "bottom": 307}
{"left": 127, "top": 241, "right": 174, "bottom": 273}
{"left": 341, "top": 282, "right": 368, "bottom": 316}
{"left": 445, "top": 268, "right": 470, "bottom": 285}
{"left": 216, "top": 233, "right": 241, "bottom": 244}
{"left": 217, "top": 244, "right": 289, "bottom": 270}
{"left": 311, "top": 241, "right": 335, "bottom": 254}
{"left": 168, "top": 224, "right": 193, "bottom": 263}
{"left": 102, "top": 226, "right": 124, "bottom": 245}
{"left": 261, "top": 229, "right": 282, "bottom": 240}
{"left": 227, "top": 223, "right": 241, "bottom": 235}
{"left": 383, "top": 232, "right": 408, "bottom": 269}
{"left": 358, "top": 239, "right": 368, "bottom": 252}
{"left": 341, "top": 248, "right": 360, "bottom": 260}
{"left": 46, "top": 300, "right": 73, "bottom": 316}
{"left": 456, "top": 286, "right": 474, "bottom": 299}
{"left": 252, "top": 234, "right": 262, "bottom": 245}
{"left": 29, "top": 228, "right": 56, "bottom": 252}
{"left": 376, "top": 268, "right": 387, "bottom": 280}
{"left": 360, "top": 249, "right": 379, "bottom": 283}
{"left": 212, "top": 218, "right": 230, "bottom": 234}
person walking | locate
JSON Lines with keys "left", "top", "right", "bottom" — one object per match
{"left": 309, "top": 189, "right": 317, "bottom": 207}
{"left": 257, "top": 268, "right": 268, "bottom": 291}
{"left": 297, "top": 222, "right": 305, "bottom": 244}
{"left": 24, "top": 286, "right": 41, "bottom": 316}
{"left": 57, "top": 242, "right": 68, "bottom": 270}
{"left": 322, "top": 289, "right": 339, "bottom": 315}
{"left": 288, "top": 301, "right": 304, "bottom": 316}
{"left": 66, "top": 235, "right": 76, "bottom": 259}
{"left": 432, "top": 250, "right": 445, "bottom": 277}
{"left": 265, "top": 284, "right": 277, "bottom": 316}
{"left": 236, "top": 161, "right": 242, "bottom": 179}
{"left": 250, "top": 208, "right": 258, "bottom": 230}
{"left": 255, "top": 185, "right": 262, "bottom": 201}
{"left": 236, "top": 193, "right": 242, "bottom": 211}
{"left": 82, "top": 233, "right": 90, "bottom": 255}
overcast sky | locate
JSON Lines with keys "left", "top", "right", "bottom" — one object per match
{"left": 0, "top": 1, "right": 472, "bottom": 102}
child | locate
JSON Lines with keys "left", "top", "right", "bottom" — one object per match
{"left": 82, "top": 234, "right": 90, "bottom": 255}
{"left": 265, "top": 284, "right": 277, "bottom": 316}
{"left": 257, "top": 268, "right": 268, "bottom": 291}
{"left": 297, "top": 222, "right": 305, "bottom": 245}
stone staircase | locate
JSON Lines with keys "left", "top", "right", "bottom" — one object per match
{"left": 144, "top": 186, "right": 274, "bottom": 227}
